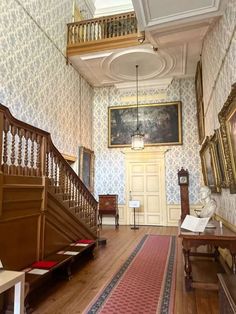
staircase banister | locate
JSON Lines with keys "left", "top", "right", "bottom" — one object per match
{"left": 0, "top": 103, "right": 97, "bottom": 207}
{"left": 47, "top": 137, "right": 98, "bottom": 206}
{"left": 67, "top": 10, "right": 136, "bottom": 27}
{"left": 0, "top": 103, "right": 50, "bottom": 137}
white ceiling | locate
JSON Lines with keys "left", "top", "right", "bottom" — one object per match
{"left": 69, "top": 0, "right": 227, "bottom": 89}
{"left": 94, "top": 0, "right": 133, "bottom": 17}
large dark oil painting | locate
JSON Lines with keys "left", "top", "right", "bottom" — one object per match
{"left": 108, "top": 102, "right": 182, "bottom": 147}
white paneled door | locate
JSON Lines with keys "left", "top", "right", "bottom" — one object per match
{"left": 125, "top": 149, "right": 167, "bottom": 226}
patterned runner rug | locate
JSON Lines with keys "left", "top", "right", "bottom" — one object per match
{"left": 85, "top": 235, "right": 177, "bottom": 314}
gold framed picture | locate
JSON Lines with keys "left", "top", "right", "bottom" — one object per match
{"left": 200, "top": 136, "right": 221, "bottom": 193}
{"left": 195, "top": 61, "right": 205, "bottom": 144}
{"left": 78, "top": 146, "right": 95, "bottom": 193}
{"left": 211, "top": 129, "right": 229, "bottom": 188}
{"left": 108, "top": 102, "right": 182, "bottom": 148}
{"left": 218, "top": 83, "right": 236, "bottom": 193}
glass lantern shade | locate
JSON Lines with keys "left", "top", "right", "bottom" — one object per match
{"left": 131, "top": 131, "right": 144, "bottom": 150}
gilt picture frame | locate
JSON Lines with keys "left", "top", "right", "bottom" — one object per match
{"left": 108, "top": 102, "right": 182, "bottom": 148}
{"left": 218, "top": 83, "right": 236, "bottom": 193}
{"left": 78, "top": 146, "right": 95, "bottom": 193}
{"left": 211, "top": 129, "right": 229, "bottom": 188}
{"left": 200, "top": 136, "right": 221, "bottom": 193}
{"left": 195, "top": 61, "right": 205, "bottom": 144}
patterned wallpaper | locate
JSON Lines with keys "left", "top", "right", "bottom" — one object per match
{"left": 202, "top": 0, "right": 236, "bottom": 225}
{"left": 0, "top": 0, "right": 93, "bottom": 158}
{"left": 93, "top": 78, "right": 201, "bottom": 205}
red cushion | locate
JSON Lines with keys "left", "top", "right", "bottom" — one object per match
{"left": 76, "top": 239, "right": 95, "bottom": 244}
{"left": 31, "top": 260, "right": 58, "bottom": 269}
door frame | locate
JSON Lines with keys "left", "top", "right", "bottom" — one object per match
{"left": 124, "top": 148, "right": 168, "bottom": 226}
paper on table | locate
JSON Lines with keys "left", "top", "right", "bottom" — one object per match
{"left": 181, "top": 215, "right": 210, "bottom": 232}
{"left": 63, "top": 251, "right": 80, "bottom": 255}
{"left": 28, "top": 269, "right": 49, "bottom": 275}
{"left": 74, "top": 243, "right": 88, "bottom": 247}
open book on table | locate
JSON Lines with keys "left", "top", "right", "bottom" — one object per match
{"left": 181, "top": 215, "right": 211, "bottom": 233}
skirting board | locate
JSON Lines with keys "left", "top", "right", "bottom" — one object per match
{"left": 100, "top": 204, "right": 203, "bottom": 226}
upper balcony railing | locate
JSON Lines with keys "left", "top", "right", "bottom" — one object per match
{"left": 67, "top": 11, "right": 145, "bottom": 56}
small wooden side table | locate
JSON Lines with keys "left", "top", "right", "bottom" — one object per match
{"left": 0, "top": 270, "right": 25, "bottom": 314}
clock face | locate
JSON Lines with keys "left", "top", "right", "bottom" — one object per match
{"left": 179, "top": 176, "right": 188, "bottom": 184}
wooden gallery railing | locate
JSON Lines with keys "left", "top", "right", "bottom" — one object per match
{"left": 0, "top": 104, "right": 97, "bottom": 230}
{"left": 67, "top": 11, "right": 145, "bottom": 55}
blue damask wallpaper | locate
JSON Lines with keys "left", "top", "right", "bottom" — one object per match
{"left": 93, "top": 78, "right": 201, "bottom": 205}
{"left": 0, "top": 0, "right": 93, "bottom": 156}
{"left": 202, "top": 0, "right": 236, "bottom": 226}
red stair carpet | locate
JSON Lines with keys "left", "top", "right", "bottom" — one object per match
{"left": 86, "top": 235, "right": 177, "bottom": 314}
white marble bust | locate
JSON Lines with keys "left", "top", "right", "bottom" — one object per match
{"left": 198, "top": 186, "right": 217, "bottom": 219}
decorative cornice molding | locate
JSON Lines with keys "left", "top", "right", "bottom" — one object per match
{"left": 114, "top": 78, "right": 173, "bottom": 90}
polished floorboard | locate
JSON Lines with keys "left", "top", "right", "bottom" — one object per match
{"left": 32, "top": 226, "right": 220, "bottom": 314}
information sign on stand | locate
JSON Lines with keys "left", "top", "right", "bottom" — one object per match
{"left": 129, "top": 200, "right": 140, "bottom": 230}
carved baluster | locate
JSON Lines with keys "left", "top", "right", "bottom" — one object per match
{"left": 72, "top": 25, "right": 75, "bottom": 44}
{"left": 77, "top": 186, "right": 81, "bottom": 216}
{"left": 10, "top": 125, "right": 17, "bottom": 175}
{"left": 30, "top": 133, "right": 36, "bottom": 176}
{"left": 17, "top": 128, "right": 24, "bottom": 175}
{"left": 36, "top": 135, "right": 41, "bottom": 176}
{"left": 73, "top": 25, "right": 79, "bottom": 43}
{"left": 72, "top": 179, "right": 75, "bottom": 208}
{"left": 50, "top": 151, "right": 54, "bottom": 185}
{"left": 68, "top": 174, "right": 72, "bottom": 206}
{"left": 2, "top": 118, "right": 9, "bottom": 174}
{"left": 45, "top": 148, "right": 49, "bottom": 177}
{"left": 54, "top": 156, "right": 58, "bottom": 192}
{"left": 23, "top": 131, "right": 30, "bottom": 175}
{"left": 78, "top": 25, "right": 81, "bottom": 43}
{"left": 97, "top": 20, "right": 100, "bottom": 40}
{"left": 64, "top": 172, "right": 68, "bottom": 200}
{"left": 85, "top": 23, "right": 87, "bottom": 42}
{"left": 85, "top": 195, "right": 89, "bottom": 220}
{"left": 75, "top": 184, "right": 78, "bottom": 213}
{"left": 78, "top": 187, "right": 82, "bottom": 217}
{"left": 87, "top": 22, "right": 90, "bottom": 41}
{"left": 93, "top": 21, "right": 95, "bottom": 40}
{"left": 83, "top": 23, "right": 86, "bottom": 42}
{"left": 83, "top": 194, "right": 86, "bottom": 219}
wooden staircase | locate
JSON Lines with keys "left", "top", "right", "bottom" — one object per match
{"left": 0, "top": 103, "right": 97, "bottom": 270}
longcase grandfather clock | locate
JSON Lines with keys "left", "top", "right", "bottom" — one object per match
{"left": 178, "top": 168, "right": 190, "bottom": 221}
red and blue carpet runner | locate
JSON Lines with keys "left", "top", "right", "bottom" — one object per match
{"left": 86, "top": 235, "right": 177, "bottom": 314}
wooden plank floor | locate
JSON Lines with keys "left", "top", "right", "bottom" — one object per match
{"left": 31, "top": 226, "right": 220, "bottom": 314}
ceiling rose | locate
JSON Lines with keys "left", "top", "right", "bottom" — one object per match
{"left": 102, "top": 47, "right": 174, "bottom": 81}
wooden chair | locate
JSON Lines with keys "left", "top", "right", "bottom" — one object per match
{"left": 98, "top": 194, "right": 119, "bottom": 228}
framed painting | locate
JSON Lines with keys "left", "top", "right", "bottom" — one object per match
{"left": 218, "top": 83, "right": 236, "bottom": 193}
{"left": 211, "top": 129, "right": 229, "bottom": 188}
{"left": 195, "top": 61, "right": 205, "bottom": 144}
{"left": 78, "top": 146, "right": 95, "bottom": 193}
{"left": 108, "top": 102, "right": 182, "bottom": 148}
{"left": 200, "top": 136, "right": 221, "bottom": 193}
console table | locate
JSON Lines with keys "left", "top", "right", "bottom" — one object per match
{"left": 179, "top": 221, "right": 236, "bottom": 291}
{"left": 0, "top": 270, "right": 25, "bottom": 314}
{"left": 98, "top": 194, "right": 119, "bottom": 228}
